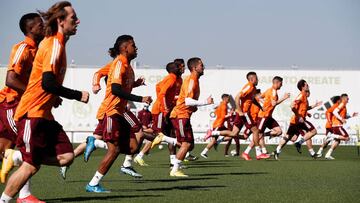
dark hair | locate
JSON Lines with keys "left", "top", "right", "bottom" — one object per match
{"left": 297, "top": 79, "right": 307, "bottom": 91}
{"left": 108, "top": 35, "right": 134, "bottom": 58}
{"left": 187, "top": 57, "right": 201, "bottom": 71}
{"left": 331, "top": 96, "right": 341, "bottom": 104}
{"left": 273, "top": 76, "right": 283, "bottom": 82}
{"left": 174, "top": 58, "right": 185, "bottom": 66}
{"left": 38, "top": 1, "right": 72, "bottom": 36}
{"left": 166, "top": 62, "right": 178, "bottom": 74}
{"left": 341, "top": 93, "right": 348, "bottom": 98}
{"left": 221, "top": 94, "right": 230, "bottom": 99}
{"left": 255, "top": 89, "right": 261, "bottom": 94}
{"left": 19, "top": 13, "right": 41, "bottom": 35}
{"left": 246, "top": 72, "right": 257, "bottom": 80}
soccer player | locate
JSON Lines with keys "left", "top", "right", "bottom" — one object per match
{"left": 241, "top": 76, "right": 290, "bottom": 160}
{"left": 1, "top": 2, "right": 89, "bottom": 202}
{"left": 273, "top": 79, "right": 321, "bottom": 160}
{"left": 135, "top": 62, "right": 184, "bottom": 167}
{"left": 200, "top": 94, "right": 230, "bottom": 159}
{"left": 0, "top": 12, "right": 44, "bottom": 203}
{"left": 206, "top": 72, "right": 270, "bottom": 160}
{"left": 223, "top": 109, "right": 240, "bottom": 157}
{"left": 324, "top": 94, "right": 358, "bottom": 159}
{"left": 86, "top": 35, "right": 152, "bottom": 192}
{"left": 316, "top": 96, "right": 341, "bottom": 158}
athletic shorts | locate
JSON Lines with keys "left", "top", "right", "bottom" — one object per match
{"left": 123, "top": 110, "right": 141, "bottom": 134}
{"left": 103, "top": 114, "right": 132, "bottom": 154}
{"left": 93, "top": 119, "right": 104, "bottom": 136}
{"left": 331, "top": 126, "right": 349, "bottom": 137}
{"left": 152, "top": 112, "right": 172, "bottom": 135}
{"left": 0, "top": 101, "right": 18, "bottom": 143}
{"left": 171, "top": 118, "right": 194, "bottom": 143}
{"left": 257, "top": 117, "right": 280, "bottom": 133}
{"left": 16, "top": 118, "right": 73, "bottom": 167}
{"left": 233, "top": 112, "right": 255, "bottom": 130}
{"left": 286, "top": 120, "right": 315, "bottom": 136}
{"left": 243, "top": 127, "right": 252, "bottom": 138}
{"left": 325, "top": 127, "right": 333, "bottom": 136}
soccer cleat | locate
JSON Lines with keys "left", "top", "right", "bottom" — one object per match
{"left": 241, "top": 152, "right": 252, "bottom": 161}
{"left": 170, "top": 169, "right": 188, "bottom": 177}
{"left": 184, "top": 154, "right": 198, "bottom": 162}
{"left": 200, "top": 153, "right": 208, "bottom": 159}
{"left": 84, "top": 136, "right": 96, "bottom": 162}
{"left": 256, "top": 153, "right": 270, "bottom": 160}
{"left": 316, "top": 153, "right": 323, "bottom": 158}
{"left": 272, "top": 151, "right": 280, "bottom": 160}
{"left": 151, "top": 133, "right": 164, "bottom": 149}
{"left": 120, "top": 166, "right": 143, "bottom": 178}
{"left": 311, "top": 153, "right": 318, "bottom": 159}
{"left": 16, "top": 194, "right": 45, "bottom": 203}
{"left": 60, "top": 166, "right": 68, "bottom": 180}
{"left": 134, "top": 156, "right": 149, "bottom": 166}
{"left": 170, "top": 164, "right": 188, "bottom": 170}
{"left": 325, "top": 155, "right": 335, "bottom": 160}
{"left": 325, "top": 136, "right": 334, "bottom": 143}
{"left": 1, "top": 149, "right": 15, "bottom": 183}
{"left": 224, "top": 154, "right": 230, "bottom": 157}
{"left": 86, "top": 184, "right": 110, "bottom": 193}
{"left": 204, "top": 129, "right": 213, "bottom": 140}
{"left": 294, "top": 142, "right": 302, "bottom": 154}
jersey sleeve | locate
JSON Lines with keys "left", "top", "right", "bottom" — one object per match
{"left": 159, "top": 77, "right": 176, "bottom": 111}
{"left": 8, "top": 44, "right": 28, "bottom": 75}
{"left": 240, "top": 84, "right": 253, "bottom": 98}
{"left": 185, "top": 78, "right": 197, "bottom": 98}
{"left": 43, "top": 39, "right": 61, "bottom": 74}
{"left": 111, "top": 60, "right": 125, "bottom": 85}
{"left": 93, "top": 62, "right": 111, "bottom": 85}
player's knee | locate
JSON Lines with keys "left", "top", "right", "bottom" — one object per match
{"left": 58, "top": 152, "right": 74, "bottom": 166}
{"left": 345, "top": 136, "right": 350, "bottom": 141}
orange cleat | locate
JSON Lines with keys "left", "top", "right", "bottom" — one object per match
{"left": 241, "top": 152, "right": 252, "bottom": 161}
{"left": 256, "top": 153, "right": 270, "bottom": 160}
{"left": 16, "top": 194, "right": 45, "bottom": 203}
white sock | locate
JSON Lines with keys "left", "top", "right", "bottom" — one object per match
{"left": 326, "top": 149, "right": 333, "bottom": 157}
{"left": 201, "top": 148, "right": 209, "bottom": 155}
{"left": 123, "top": 155, "right": 133, "bottom": 168}
{"left": 162, "top": 136, "right": 177, "bottom": 146}
{"left": 244, "top": 146, "right": 252, "bottom": 154}
{"left": 276, "top": 145, "right": 282, "bottom": 154}
{"left": 12, "top": 150, "right": 23, "bottom": 166}
{"left": 137, "top": 152, "right": 144, "bottom": 159}
{"left": 185, "top": 152, "right": 190, "bottom": 158}
{"left": 18, "top": 180, "right": 31, "bottom": 199}
{"left": 211, "top": 131, "right": 221, "bottom": 136}
{"left": 171, "top": 158, "right": 181, "bottom": 173}
{"left": 261, "top": 147, "right": 267, "bottom": 154}
{"left": 170, "top": 155, "right": 176, "bottom": 165}
{"left": 89, "top": 171, "right": 103, "bottom": 186}
{"left": 94, "top": 140, "right": 108, "bottom": 149}
{"left": 317, "top": 147, "right": 323, "bottom": 154}
{"left": 308, "top": 148, "right": 315, "bottom": 156}
{"left": 0, "top": 193, "right": 12, "bottom": 202}
{"left": 255, "top": 146, "right": 262, "bottom": 156}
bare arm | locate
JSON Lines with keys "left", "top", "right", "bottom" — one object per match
{"left": 5, "top": 70, "right": 26, "bottom": 94}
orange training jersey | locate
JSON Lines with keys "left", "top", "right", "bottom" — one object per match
{"left": 325, "top": 103, "right": 339, "bottom": 129}
{"left": 249, "top": 99, "right": 261, "bottom": 121}
{"left": 151, "top": 73, "right": 178, "bottom": 115}
{"left": 290, "top": 92, "right": 308, "bottom": 124}
{"left": 14, "top": 33, "right": 67, "bottom": 121}
{"left": 240, "top": 82, "right": 255, "bottom": 113}
{"left": 92, "top": 62, "right": 111, "bottom": 86}
{"left": 258, "top": 87, "right": 278, "bottom": 118}
{"left": 170, "top": 72, "right": 200, "bottom": 119}
{"left": 98, "top": 54, "right": 135, "bottom": 118}
{"left": 332, "top": 101, "right": 347, "bottom": 127}
{"left": 212, "top": 101, "right": 228, "bottom": 129}
{"left": 0, "top": 37, "right": 37, "bottom": 103}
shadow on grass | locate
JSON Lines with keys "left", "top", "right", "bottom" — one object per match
{"left": 45, "top": 194, "right": 161, "bottom": 202}
{"left": 193, "top": 172, "right": 268, "bottom": 177}
{"left": 115, "top": 185, "right": 226, "bottom": 192}
{"left": 130, "top": 177, "right": 218, "bottom": 183}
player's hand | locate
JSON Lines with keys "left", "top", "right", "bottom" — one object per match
{"left": 81, "top": 91, "right": 90, "bottom": 103}
{"left": 92, "top": 84, "right": 101, "bottom": 94}
{"left": 134, "top": 76, "right": 146, "bottom": 87}
{"left": 283, "top": 92, "right": 291, "bottom": 100}
{"left": 298, "top": 117, "right": 304, "bottom": 123}
{"left": 341, "top": 118, "right": 347, "bottom": 124}
{"left": 207, "top": 95, "right": 214, "bottom": 105}
{"left": 142, "top": 96, "right": 152, "bottom": 104}
{"left": 352, "top": 112, "right": 359, "bottom": 117}
{"left": 54, "top": 97, "right": 63, "bottom": 108}
{"left": 314, "top": 100, "right": 323, "bottom": 108}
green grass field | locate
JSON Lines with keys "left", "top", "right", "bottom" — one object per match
{"left": 1, "top": 144, "right": 360, "bottom": 203}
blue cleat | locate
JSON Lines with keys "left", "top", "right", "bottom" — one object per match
{"left": 84, "top": 136, "right": 96, "bottom": 162}
{"left": 120, "top": 166, "right": 143, "bottom": 178}
{"left": 86, "top": 184, "right": 110, "bottom": 193}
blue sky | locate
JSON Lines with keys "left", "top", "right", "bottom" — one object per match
{"left": 0, "top": 0, "right": 359, "bottom": 68}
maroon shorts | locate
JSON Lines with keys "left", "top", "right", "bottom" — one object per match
{"left": 171, "top": 118, "right": 194, "bottom": 143}
{"left": 152, "top": 113, "right": 172, "bottom": 135}
{"left": 286, "top": 120, "right": 315, "bottom": 136}
{"left": 243, "top": 127, "right": 252, "bottom": 138}
{"left": 123, "top": 110, "right": 141, "bottom": 134}
{"left": 332, "top": 126, "right": 349, "bottom": 137}
{"left": 212, "top": 126, "right": 227, "bottom": 131}
{"left": 16, "top": 118, "right": 73, "bottom": 167}
{"left": 93, "top": 119, "right": 104, "bottom": 136}
{"left": 233, "top": 112, "right": 255, "bottom": 130}
{"left": 0, "top": 101, "right": 18, "bottom": 143}
{"left": 257, "top": 117, "right": 280, "bottom": 133}
{"left": 103, "top": 114, "right": 132, "bottom": 154}
{"left": 325, "top": 128, "right": 333, "bottom": 136}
